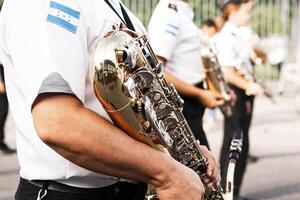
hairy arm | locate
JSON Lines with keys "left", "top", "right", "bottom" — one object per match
{"left": 32, "top": 93, "right": 177, "bottom": 187}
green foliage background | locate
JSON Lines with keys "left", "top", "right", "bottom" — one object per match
{"left": 123, "top": 0, "right": 298, "bottom": 37}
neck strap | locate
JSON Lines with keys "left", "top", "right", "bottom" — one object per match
{"left": 104, "top": 0, "right": 136, "bottom": 31}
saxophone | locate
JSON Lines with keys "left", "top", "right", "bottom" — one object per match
{"left": 201, "top": 41, "right": 233, "bottom": 118}
{"left": 235, "top": 59, "right": 275, "bottom": 103}
{"left": 92, "top": 25, "right": 224, "bottom": 200}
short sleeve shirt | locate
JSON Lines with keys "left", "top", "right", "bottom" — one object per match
{"left": 0, "top": 0, "right": 146, "bottom": 188}
{"left": 238, "top": 26, "right": 260, "bottom": 46}
{"left": 212, "top": 22, "right": 253, "bottom": 69}
{"left": 147, "top": 0, "right": 205, "bottom": 85}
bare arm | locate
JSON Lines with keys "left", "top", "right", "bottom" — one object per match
{"left": 32, "top": 93, "right": 177, "bottom": 187}
{"left": 164, "top": 70, "right": 204, "bottom": 97}
{"left": 223, "top": 67, "right": 263, "bottom": 96}
{"left": 158, "top": 56, "right": 202, "bottom": 97}
{"left": 253, "top": 45, "right": 267, "bottom": 63}
{"left": 32, "top": 93, "right": 212, "bottom": 199}
{"left": 158, "top": 56, "right": 224, "bottom": 108}
{"left": 223, "top": 67, "right": 249, "bottom": 90}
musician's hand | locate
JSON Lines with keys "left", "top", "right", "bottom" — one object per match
{"left": 197, "top": 90, "right": 225, "bottom": 109}
{"left": 246, "top": 82, "right": 264, "bottom": 96}
{"left": 200, "top": 145, "right": 221, "bottom": 187}
{"left": 156, "top": 161, "right": 205, "bottom": 200}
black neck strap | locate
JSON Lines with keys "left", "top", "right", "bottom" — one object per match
{"left": 104, "top": 0, "right": 136, "bottom": 31}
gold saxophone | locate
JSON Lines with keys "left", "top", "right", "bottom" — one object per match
{"left": 92, "top": 25, "right": 224, "bottom": 200}
{"left": 201, "top": 41, "right": 233, "bottom": 118}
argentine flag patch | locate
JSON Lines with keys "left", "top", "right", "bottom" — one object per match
{"left": 47, "top": 1, "right": 80, "bottom": 34}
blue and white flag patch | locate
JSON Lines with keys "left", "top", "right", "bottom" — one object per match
{"left": 47, "top": 1, "right": 80, "bottom": 34}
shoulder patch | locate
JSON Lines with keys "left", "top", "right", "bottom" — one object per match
{"left": 168, "top": 3, "right": 177, "bottom": 12}
{"left": 47, "top": 1, "right": 80, "bottom": 34}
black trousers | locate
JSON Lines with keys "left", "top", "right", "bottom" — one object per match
{"left": 15, "top": 178, "right": 147, "bottom": 200}
{"left": 220, "top": 85, "right": 254, "bottom": 196}
{"left": 0, "top": 92, "right": 8, "bottom": 144}
{"left": 181, "top": 82, "right": 210, "bottom": 149}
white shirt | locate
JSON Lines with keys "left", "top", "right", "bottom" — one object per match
{"left": 212, "top": 21, "right": 253, "bottom": 68}
{"left": 238, "top": 26, "right": 262, "bottom": 60}
{"left": 239, "top": 26, "right": 260, "bottom": 45}
{"left": 148, "top": 0, "right": 205, "bottom": 85}
{"left": 0, "top": 0, "right": 146, "bottom": 188}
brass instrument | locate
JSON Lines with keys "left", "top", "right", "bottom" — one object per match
{"left": 201, "top": 41, "right": 233, "bottom": 118}
{"left": 92, "top": 25, "right": 224, "bottom": 200}
{"left": 235, "top": 60, "right": 275, "bottom": 103}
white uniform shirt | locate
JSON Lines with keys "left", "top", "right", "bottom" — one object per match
{"left": 0, "top": 0, "right": 146, "bottom": 188}
{"left": 239, "top": 26, "right": 260, "bottom": 45}
{"left": 238, "top": 26, "right": 261, "bottom": 60}
{"left": 148, "top": 0, "right": 205, "bottom": 85}
{"left": 212, "top": 21, "right": 253, "bottom": 68}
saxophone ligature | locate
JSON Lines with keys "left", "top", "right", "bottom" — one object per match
{"left": 201, "top": 41, "right": 233, "bottom": 118}
{"left": 92, "top": 24, "right": 224, "bottom": 200}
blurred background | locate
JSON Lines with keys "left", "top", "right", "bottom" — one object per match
{"left": 124, "top": 0, "right": 300, "bottom": 81}
{"left": 1, "top": 0, "right": 300, "bottom": 200}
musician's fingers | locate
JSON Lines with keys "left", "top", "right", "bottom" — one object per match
{"left": 207, "top": 182, "right": 214, "bottom": 188}
{"left": 202, "top": 177, "right": 214, "bottom": 188}
{"left": 196, "top": 142, "right": 220, "bottom": 185}
{"left": 206, "top": 155, "right": 221, "bottom": 185}
{"left": 204, "top": 171, "right": 220, "bottom": 188}
{"left": 216, "top": 174, "right": 221, "bottom": 186}
{"left": 211, "top": 165, "right": 221, "bottom": 184}
{"left": 216, "top": 99, "right": 225, "bottom": 106}
{"left": 206, "top": 157, "right": 215, "bottom": 177}
{"left": 196, "top": 142, "right": 213, "bottom": 175}
{"left": 203, "top": 177, "right": 210, "bottom": 184}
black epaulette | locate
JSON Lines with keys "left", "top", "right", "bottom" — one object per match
{"left": 168, "top": 3, "right": 177, "bottom": 12}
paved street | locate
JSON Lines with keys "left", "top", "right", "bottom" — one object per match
{"left": 0, "top": 95, "right": 300, "bottom": 200}
{"left": 207, "top": 95, "right": 300, "bottom": 200}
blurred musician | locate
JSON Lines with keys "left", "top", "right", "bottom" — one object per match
{"left": 148, "top": 0, "right": 225, "bottom": 149}
{"left": 213, "top": 0, "right": 263, "bottom": 199}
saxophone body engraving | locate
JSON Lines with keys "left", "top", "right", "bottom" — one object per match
{"left": 92, "top": 26, "right": 224, "bottom": 200}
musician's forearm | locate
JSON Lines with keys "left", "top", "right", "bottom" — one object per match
{"left": 164, "top": 71, "right": 203, "bottom": 97}
{"left": 224, "top": 68, "right": 249, "bottom": 91}
{"left": 32, "top": 93, "right": 176, "bottom": 188}
{"left": 157, "top": 55, "right": 203, "bottom": 98}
